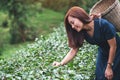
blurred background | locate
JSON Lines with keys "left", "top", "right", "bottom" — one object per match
{"left": 0, "top": 0, "right": 99, "bottom": 58}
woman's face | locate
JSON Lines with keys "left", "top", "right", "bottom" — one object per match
{"left": 68, "top": 16, "right": 84, "bottom": 32}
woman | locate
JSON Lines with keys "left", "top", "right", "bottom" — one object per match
{"left": 53, "top": 6, "right": 120, "bottom": 80}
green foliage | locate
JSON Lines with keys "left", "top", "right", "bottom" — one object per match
{"left": 0, "top": 23, "right": 97, "bottom": 79}
{"left": 41, "top": 0, "right": 99, "bottom": 13}
{"left": 0, "top": 7, "right": 64, "bottom": 57}
{"left": 0, "top": 0, "right": 43, "bottom": 44}
{"left": 0, "top": 43, "right": 27, "bottom": 59}
{"left": 41, "top": 0, "right": 69, "bottom": 12}
{"left": 0, "top": 25, "right": 11, "bottom": 55}
{"left": 26, "top": 8, "right": 64, "bottom": 35}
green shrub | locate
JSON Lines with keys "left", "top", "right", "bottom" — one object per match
{"left": 41, "top": 0, "right": 99, "bottom": 13}
{"left": 0, "top": 23, "right": 97, "bottom": 79}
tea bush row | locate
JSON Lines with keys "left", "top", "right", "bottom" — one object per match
{"left": 0, "top": 23, "right": 97, "bottom": 80}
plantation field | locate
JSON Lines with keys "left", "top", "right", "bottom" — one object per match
{"left": 0, "top": 25, "right": 97, "bottom": 79}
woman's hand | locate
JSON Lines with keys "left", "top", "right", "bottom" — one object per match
{"left": 52, "top": 48, "right": 78, "bottom": 67}
{"left": 105, "top": 65, "right": 113, "bottom": 80}
{"left": 52, "top": 61, "right": 62, "bottom": 67}
{"left": 90, "top": 13, "right": 101, "bottom": 19}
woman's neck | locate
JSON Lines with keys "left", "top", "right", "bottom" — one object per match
{"left": 84, "top": 20, "right": 94, "bottom": 37}
{"left": 83, "top": 20, "right": 94, "bottom": 31}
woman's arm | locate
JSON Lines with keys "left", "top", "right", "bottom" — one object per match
{"left": 60, "top": 48, "right": 79, "bottom": 65}
{"left": 53, "top": 48, "right": 79, "bottom": 67}
{"left": 105, "top": 37, "right": 116, "bottom": 79}
{"left": 107, "top": 37, "right": 116, "bottom": 67}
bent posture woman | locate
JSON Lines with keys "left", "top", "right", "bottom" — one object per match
{"left": 53, "top": 6, "right": 120, "bottom": 80}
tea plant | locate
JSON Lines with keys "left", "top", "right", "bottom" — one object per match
{"left": 0, "top": 23, "right": 97, "bottom": 80}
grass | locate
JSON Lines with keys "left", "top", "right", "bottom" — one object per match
{"left": 0, "top": 43, "right": 26, "bottom": 59}
{"left": 26, "top": 8, "right": 64, "bottom": 35}
{"left": 0, "top": 8, "right": 64, "bottom": 59}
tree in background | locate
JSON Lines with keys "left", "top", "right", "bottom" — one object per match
{"left": 41, "top": 0, "right": 69, "bottom": 12}
{"left": 68, "top": 0, "right": 99, "bottom": 12}
{"left": 41, "top": 0, "right": 99, "bottom": 13}
{"left": 0, "top": 0, "right": 42, "bottom": 44}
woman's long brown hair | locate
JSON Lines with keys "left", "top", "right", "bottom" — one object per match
{"left": 64, "top": 6, "right": 92, "bottom": 48}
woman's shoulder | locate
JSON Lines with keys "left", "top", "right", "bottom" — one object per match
{"left": 94, "top": 18, "right": 108, "bottom": 23}
{"left": 94, "top": 18, "right": 114, "bottom": 27}
{"left": 99, "top": 18, "right": 116, "bottom": 32}
{"left": 94, "top": 18, "right": 116, "bottom": 31}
